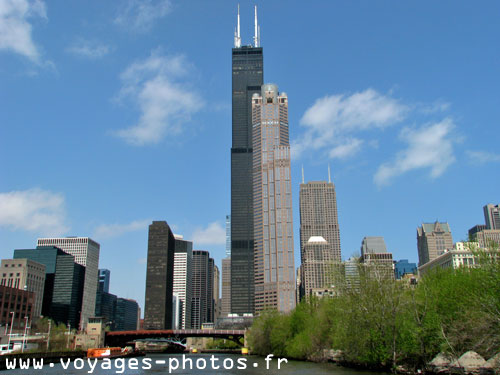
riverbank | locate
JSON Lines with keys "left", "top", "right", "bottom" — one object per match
{"left": 291, "top": 349, "right": 500, "bottom": 375}
{"left": 197, "top": 349, "right": 242, "bottom": 354}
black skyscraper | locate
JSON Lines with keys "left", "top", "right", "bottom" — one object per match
{"left": 144, "top": 221, "right": 176, "bottom": 329}
{"left": 231, "top": 37, "right": 263, "bottom": 314}
{"left": 190, "top": 250, "right": 214, "bottom": 329}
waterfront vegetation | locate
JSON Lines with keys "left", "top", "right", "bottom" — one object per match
{"left": 31, "top": 318, "right": 74, "bottom": 352}
{"left": 248, "top": 248, "right": 500, "bottom": 371}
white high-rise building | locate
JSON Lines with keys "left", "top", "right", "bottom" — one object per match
{"left": 173, "top": 235, "right": 192, "bottom": 329}
{"left": 37, "top": 237, "right": 100, "bottom": 329}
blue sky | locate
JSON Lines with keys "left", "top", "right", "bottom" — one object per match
{"left": 1, "top": 0, "right": 499, "bottom": 311}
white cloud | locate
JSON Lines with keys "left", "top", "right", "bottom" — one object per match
{"left": 0, "top": 0, "right": 46, "bottom": 62}
{"left": 94, "top": 219, "right": 150, "bottom": 239}
{"left": 374, "top": 118, "right": 457, "bottom": 186}
{"left": 192, "top": 222, "right": 225, "bottom": 246}
{"left": 418, "top": 100, "right": 451, "bottom": 114}
{"left": 114, "top": 0, "right": 171, "bottom": 33}
{"left": 292, "top": 89, "right": 407, "bottom": 160}
{"left": 0, "top": 188, "right": 68, "bottom": 236}
{"left": 67, "top": 39, "right": 111, "bottom": 59}
{"left": 328, "top": 138, "right": 364, "bottom": 159}
{"left": 113, "top": 52, "right": 204, "bottom": 145}
{"left": 466, "top": 150, "right": 500, "bottom": 164}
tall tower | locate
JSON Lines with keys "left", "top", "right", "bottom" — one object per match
{"left": 37, "top": 237, "right": 99, "bottom": 329}
{"left": 144, "top": 221, "right": 176, "bottom": 330}
{"left": 191, "top": 250, "right": 214, "bottom": 328}
{"left": 252, "top": 84, "right": 295, "bottom": 313}
{"left": 299, "top": 175, "right": 342, "bottom": 300}
{"left": 231, "top": 5, "right": 263, "bottom": 315}
{"left": 299, "top": 177, "right": 342, "bottom": 263}
{"left": 14, "top": 246, "right": 85, "bottom": 329}
{"left": 172, "top": 234, "right": 193, "bottom": 329}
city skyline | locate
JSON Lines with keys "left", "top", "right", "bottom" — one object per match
{"left": 1, "top": 1, "right": 499, "bottom": 311}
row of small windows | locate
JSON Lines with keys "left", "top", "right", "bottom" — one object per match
{"left": 39, "top": 238, "right": 88, "bottom": 244}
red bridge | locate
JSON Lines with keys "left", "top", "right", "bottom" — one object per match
{"left": 105, "top": 329, "right": 246, "bottom": 347}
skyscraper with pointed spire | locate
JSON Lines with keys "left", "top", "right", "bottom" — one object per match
{"left": 230, "top": 5, "right": 263, "bottom": 315}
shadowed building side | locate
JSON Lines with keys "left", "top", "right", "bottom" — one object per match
{"left": 191, "top": 250, "right": 215, "bottom": 329}
{"left": 144, "top": 221, "right": 176, "bottom": 330}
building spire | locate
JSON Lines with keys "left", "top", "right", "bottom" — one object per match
{"left": 253, "top": 5, "right": 260, "bottom": 47}
{"left": 328, "top": 164, "right": 331, "bottom": 183}
{"left": 302, "top": 165, "right": 305, "bottom": 184}
{"left": 234, "top": 4, "right": 241, "bottom": 48}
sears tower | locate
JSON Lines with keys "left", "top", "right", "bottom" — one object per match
{"left": 231, "top": 5, "right": 263, "bottom": 314}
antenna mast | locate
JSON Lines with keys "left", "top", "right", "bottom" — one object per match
{"left": 254, "top": 5, "right": 260, "bottom": 47}
{"left": 234, "top": 4, "right": 241, "bottom": 48}
{"left": 328, "top": 164, "right": 332, "bottom": 183}
{"left": 302, "top": 165, "right": 305, "bottom": 184}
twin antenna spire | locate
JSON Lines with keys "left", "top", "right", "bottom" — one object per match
{"left": 234, "top": 4, "right": 260, "bottom": 48}
{"left": 301, "top": 165, "right": 333, "bottom": 184}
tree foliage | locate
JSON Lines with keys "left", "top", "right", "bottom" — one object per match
{"left": 32, "top": 317, "right": 72, "bottom": 352}
{"left": 247, "top": 252, "right": 500, "bottom": 370}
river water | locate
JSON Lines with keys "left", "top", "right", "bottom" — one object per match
{"left": 5, "top": 353, "right": 381, "bottom": 375}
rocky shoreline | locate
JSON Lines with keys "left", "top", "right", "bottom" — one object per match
{"left": 311, "top": 349, "right": 500, "bottom": 375}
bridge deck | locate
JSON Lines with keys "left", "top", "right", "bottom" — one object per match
{"left": 107, "top": 329, "right": 245, "bottom": 337}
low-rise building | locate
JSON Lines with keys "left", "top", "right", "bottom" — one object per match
{"left": 394, "top": 259, "right": 417, "bottom": 280}
{"left": 74, "top": 317, "right": 105, "bottom": 349}
{"left": 418, "top": 242, "right": 497, "bottom": 276}
{"left": 360, "top": 237, "right": 395, "bottom": 280}
{"left": 474, "top": 230, "right": 500, "bottom": 249}
{"left": 0, "top": 285, "right": 35, "bottom": 331}
{"left": 115, "top": 298, "right": 139, "bottom": 331}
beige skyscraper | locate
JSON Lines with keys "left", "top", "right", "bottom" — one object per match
{"left": 252, "top": 83, "right": 295, "bottom": 313}
{"left": 0, "top": 259, "right": 46, "bottom": 318}
{"left": 417, "top": 222, "right": 453, "bottom": 266}
{"left": 298, "top": 175, "right": 342, "bottom": 301}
